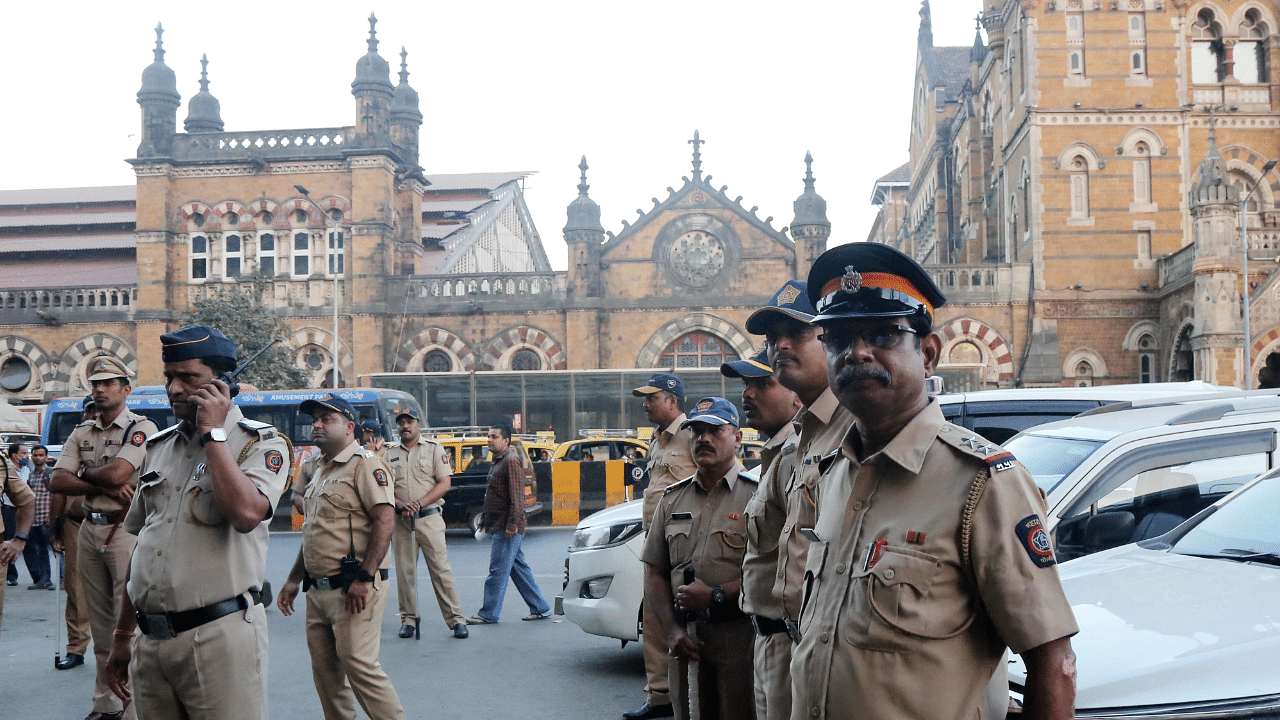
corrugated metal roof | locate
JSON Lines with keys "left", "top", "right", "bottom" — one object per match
{"left": 0, "top": 210, "right": 136, "bottom": 229}
{"left": 0, "top": 259, "right": 136, "bottom": 289}
{"left": 0, "top": 186, "right": 136, "bottom": 206}
{"left": 421, "top": 222, "right": 465, "bottom": 240}
{"left": 420, "top": 199, "right": 488, "bottom": 214}
{"left": 0, "top": 233, "right": 135, "bottom": 254}
{"left": 422, "top": 172, "right": 534, "bottom": 192}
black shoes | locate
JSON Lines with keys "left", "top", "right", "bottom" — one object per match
{"left": 622, "top": 702, "right": 675, "bottom": 720}
{"left": 84, "top": 710, "right": 125, "bottom": 720}
{"left": 452, "top": 623, "right": 469, "bottom": 639}
{"left": 56, "top": 653, "right": 84, "bottom": 670}
{"left": 398, "top": 619, "right": 420, "bottom": 640}
{"left": 29, "top": 581, "right": 54, "bottom": 590}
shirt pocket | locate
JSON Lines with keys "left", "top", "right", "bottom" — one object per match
{"left": 316, "top": 481, "right": 363, "bottom": 520}
{"left": 846, "top": 545, "right": 943, "bottom": 654}
{"left": 137, "top": 474, "right": 166, "bottom": 524}
{"left": 185, "top": 475, "right": 226, "bottom": 527}
{"left": 798, "top": 539, "right": 829, "bottom": 635}
{"left": 744, "top": 494, "right": 776, "bottom": 554}
{"left": 710, "top": 517, "right": 747, "bottom": 566}
{"left": 664, "top": 518, "right": 694, "bottom": 567}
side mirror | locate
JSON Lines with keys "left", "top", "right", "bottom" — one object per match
{"left": 1084, "top": 511, "right": 1136, "bottom": 554}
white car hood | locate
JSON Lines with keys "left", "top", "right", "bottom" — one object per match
{"left": 576, "top": 499, "right": 643, "bottom": 529}
{"left": 1009, "top": 545, "right": 1280, "bottom": 709}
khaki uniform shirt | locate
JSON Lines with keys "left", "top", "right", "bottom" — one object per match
{"left": 1, "top": 458, "right": 35, "bottom": 531}
{"left": 641, "top": 461, "right": 756, "bottom": 592}
{"left": 123, "top": 407, "right": 290, "bottom": 614}
{"left": 299, "top": 440, "right": 396, "bottom": 578}
{"left": 740, "top": 427, "right": 798, "bottom": 619}
{"left": 774, "top": 388, "right": 854, "bottom": 620}
{"left": 791, "top": 401, "right": 1079, "bottom": 720}
{"left": 641, "top": 414, "right": 697, "bottom": 528}
{"left": 55, "top": 408, "right": 158, "bottom": 513}
{"left": 385, "top": 439, "right": 452, "bottom": 510}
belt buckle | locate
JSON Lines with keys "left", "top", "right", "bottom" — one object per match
{"left": 750, "top": 616, "right": 765, "bottom": 636}
{"left": 138, "top": 612, "right": 176, "bottom": 641}
{"left": 88, "top": 512, "right": 105, "bottom": 524}
{"left": 785, "top": 620, "right": 803, "bottom": 644}
{"left": 314, "top": 578, "right": 335, "bottom": 591}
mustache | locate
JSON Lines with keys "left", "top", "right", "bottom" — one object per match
{"left": 835, "top": 364, "right": 892, "bottom": 388}
{"left": 694, "top": 442, "right": 716, "bottom": 453}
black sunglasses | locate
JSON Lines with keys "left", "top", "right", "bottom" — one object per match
{"left": 818, "top": 325, "right": 922, "bottom": 352}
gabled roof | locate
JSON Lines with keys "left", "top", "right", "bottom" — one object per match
{"left": 931, "top": 46, "right": 971, "bottom": 102}
{"left": 421, "top": 179, "right": 552, "bottom": 274}
{"left": 870, "top": 162, "right": 911, "bottom": 204}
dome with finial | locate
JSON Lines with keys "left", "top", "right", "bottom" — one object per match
{"left": 138, "top": 22, "right": 179, "bottom": 102}
{"left": 1191, "top": 123, "right": 1239, "bottom": 205}
{"left": 391, "top": 47, "right": 421, "bottom": 118}
{"left": 792, "top": 152, "right": 830, "bottom": 228}
{"left": 184, "top": 54, "right": 224, "bottom": 133}
{"left": 565, "top": 156, "right": 605, "bottom": 234}
{"left": 353, "top": 13, "right": 393, "bottom": 93}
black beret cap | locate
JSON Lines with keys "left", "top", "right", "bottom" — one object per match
{"left": 160, "top": 325, "right": 238, "bottom": 364}
{"left": 806, "top": 243, "right": 946, "bottom": 325}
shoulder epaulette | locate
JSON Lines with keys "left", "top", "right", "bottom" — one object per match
{"left": 356, "top": 448, "right": 375, "bottom": 459}
{"left": 662, "top": 476, "right": 694, "bottom": 495}
{"left": 816, "top": 448, "right": 842, "bottom": 475}
{"left": 937, "top": 427, "right": 1019, "bottom": 474}
{"left": 76, "top": 419, "right": 95, "bottom": 428}
{"left": 780, "top": 442, "right": 798, "bottom": 456}
{"left": 237, "top": 419, "right": 279, "bottom": 439}
{"left": 738, "top": 468, "right": 760, "bottom": 484}
{"left": 146, "top": 424, "right": 182, "bottom": 445}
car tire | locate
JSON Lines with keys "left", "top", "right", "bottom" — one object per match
{"left": 468, "top": 508, "right": 484, "bottom": 535}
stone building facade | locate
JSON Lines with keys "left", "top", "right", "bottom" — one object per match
{"left": 872, "top": 0, "right": 1280, "bottom": 389}
{"left": 0, "top": 18, "right": 824, "bottom": 405}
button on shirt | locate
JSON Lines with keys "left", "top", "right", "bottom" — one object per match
{"left": 300, "top": 440, "right": 396, "bottom": 579}
{"left": 123, "top": 407, "right": 290, "bottom": 614}
{"left": 740, "top": 426, "right": 798, "bottom": 619}
{"left": 386, "top": 439, "right": 451, "bottom": 510}
{"left": 641, "top": 414, "right": 697, "bottom": 529}
{"left": 641, "top": 461, "right": 757, "bottom": 592}
{"left": 791, "top": 401, "right": 1078, "bottom": 720}
{"left": 54, "top": 409, "right": 158, "bottom": 513}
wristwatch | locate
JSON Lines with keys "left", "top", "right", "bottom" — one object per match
{"left": 13, "top": 532, "right": 28, "bottom": 542}
{"left": 200, "top": 428, "right": 227, "bottom": 446}
{"left": 710, "top": 586, "right": 727, "bottom": 606}
{"left": 355, "top": 568, "right": 377, "bottom": 583}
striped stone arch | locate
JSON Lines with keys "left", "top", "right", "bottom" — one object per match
{"left": 289, "top": 326, "right": 352, "bottom": 388}
{"left": 56, "top": 332, "right": 139, "bottom": 397}
{"left": 477, "top": 325, "right": 567, "bottom": 371}
{"left": 395, "top": 328, "right": 476, "bottom": 372}
{"left": 176, "top": 201, "right": 217, "bottom": 233}
{"left": 936, "top": 318, "right": 1015, "bottom": 384}
{"left": 281, "top": 195, "right": 352, "bottom": 226}
{"left": 635, "top": 313, "right": 755, "bottom": 369}
{"left": 209, "top": 199, "right": 252, "bottom": 232}
{"left": 0, "top": 335, "right": 56, "bottom": 401}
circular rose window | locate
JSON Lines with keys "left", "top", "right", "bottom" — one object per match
{"left": 668, "top": 230, "right": 725, "bottom": 287}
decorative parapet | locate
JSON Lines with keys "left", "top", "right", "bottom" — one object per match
{"left": 169, "top": 128, "right": 352, "bottom": 163}
{"left": 0, "top": 286, "right": 137, "bottom": 325}
{"left": 1159, "top": 244, "right": 1196, "bottom": 287}
{"left": 926, "top": 264, "right": 1030, "bottom": 304}
{"left": 405, "top": 273, "right": 562, "bottom": 300}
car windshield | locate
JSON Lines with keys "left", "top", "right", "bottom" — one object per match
{"left": 1171, "top": 473, "right": 1280, "bottom": 562}
{"left": 1003, "top": 434, "right": 1104, "bottom": 493}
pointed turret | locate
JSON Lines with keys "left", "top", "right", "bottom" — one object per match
{"left": 1190, "top": 124, "right": 1238, "bottom": 204}
{"left": 184, "top": 55, "right": 224, "bottom": 133}
{"left": 351, "top": 13, "right": 393, "bottom": 148}
{"left": 791, "top": 152, "right": 831, "bottom": 280}
{"left": 390, "top": 47, "right": 423, "bottom": 166}
{"left": 1190, "top": 121, "right": 1242, "bottom": 259}
{"left": 564, "top": 156, "right": 605, "bottom": 298}
{"left": 137, "top": 23, "right": 181, "bottom": 157}
{"left": 970, "top": 18, "right": 988, "bottom": 64}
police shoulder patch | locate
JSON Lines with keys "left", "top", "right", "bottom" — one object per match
{"left": 129, "top": 431, "right": 148, "bottom": 447}
{"left": 1015, "top": 514, "right": 1057, "bottom": 567}
{"left": 373, "top": 468, "right": 389, "bottom": 486}
{"left": 264, "top": 450, "right": 285, "bottom": 474}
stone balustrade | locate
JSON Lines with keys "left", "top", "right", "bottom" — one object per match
{"left": 397, "top": 273, "right": 564, "bottom": 302}
{"left": 1159, "top": 244, "right": 1195, "bottom": 287}
{"left": 926, "top": 263, "right": 1029, "bottom": 302}
{"left": 0, "top": 286, "right": 137, "bottom": 323}
{"left": 171, "top": 128, "right": 351, "bottom": 162}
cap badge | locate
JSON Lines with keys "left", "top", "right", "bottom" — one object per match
{"left": 696, "top": 400, "right": 713, "bottom": 412}
{"left": 777, "top": 285, "right": 800, "bottom": 306}
{"left": 841, "top": 267, "right": 863, "bottom": 293}
{"left": 666, "top": 379, "right": 677, "bottom": 389}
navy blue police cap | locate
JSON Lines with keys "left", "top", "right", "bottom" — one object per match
{"left": 395, "top": 408, "right": 421, "bottom": 423}
{"left": 632, "top": 373, "right": 685, "bottom": 400}
{"left": 360, "top": 419, "right": 383, "bottom": 434}
{"left": 806, "top": 243, "right": 946, "bottom": 325}
{"left": 300, "top": 394, "right": 357, "bottom": 423}
{"left": 160, "top": 325, "right": 238, "bottom": 364}
{"left": 720, "top": 348, "right": 773, "bottom": 379}
{"left": 745, "top": 280, "right": 817, "bottom": 335}
{"left": 81, "top": 396, "right": 96, "bottom": 409}
{"left": 680, "top": 397, "right": 740, "bottom": 429}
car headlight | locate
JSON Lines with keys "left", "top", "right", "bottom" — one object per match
{"left": 580, "top": 576, "right": 613, "bottom": 599}
{"left": 570, "top": 522, "right": 642, "bottom": 551}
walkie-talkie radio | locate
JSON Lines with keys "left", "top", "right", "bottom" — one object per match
{"left": 218, "top": 339, "right": 280, "bottom": 397}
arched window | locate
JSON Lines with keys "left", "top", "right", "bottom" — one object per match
{"left": 1075, "top": 360, "right": 1094, "bottom": 387}
{"left": 190, "top": 235, "right": 208, "bottom": 280}
{"left": 422, "top": 349, "right": 452, "bottom": 373}
{"left": 0, "top": 356, "right": 33, "bottom": 392}
{"left": 1236, "top": 10, "right": 1270, "bottom": 84}
{"left": 1066, "top": 12, "right": 1085, "bottom": 76}
{"left": 1070, "top": 156, "right": 1090, "bottom": 218}
{"left": 258, "top": 233, "right": 276, "bottom": 277}
{"left": 225, "top": 234, "right": 242, "bottom": 278}
{"left": 659, "top": 332, "right": 739, "bottom": 369}
{"left": 1137, "top": 332, "right": 1157, "bottom": 383}
{"left": 510, "top": 348, "right": 543, "bottom": 371}
{"left": 1191, "top": 10, "right": 1226, "bottom": 83}
{"left": 1133, "top": 142, "right": 1151, "bottom": 204}
{"left": 1129, "top": 13, "right": 1147, "bottom": 75}
{"left": 949, "top": 341, "right": 982, "bottom": 365}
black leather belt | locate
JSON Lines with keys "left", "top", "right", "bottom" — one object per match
{"left": 86, "top": 511, "right": 124, "bottom": 525}
{"left": 414, "top": 506, "right": 441, "bottom": 519}
{"left": 303, "top": 568, "right": 389, "bottom": 592}
{"left": 135, "top": 590, "right": 265, "bottom": 641}
{"left": 750, "top": 615, "right": 789, "bottom": 637}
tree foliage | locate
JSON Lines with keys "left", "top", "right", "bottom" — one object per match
{"left": 179, "top": 277, "right": 310, "bottom": 391}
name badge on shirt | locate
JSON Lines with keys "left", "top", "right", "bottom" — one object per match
{"left": 670, "top": 512, "right": 693, "bottom": 521}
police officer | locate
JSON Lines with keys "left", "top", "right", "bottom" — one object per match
{"left": 52, "top": 357, "right": 158, "bottom": 720}
{"left": 50, "top": 396, "right": 96, "bottom": 669}
{"left": 0, "top": 447, "right": 35, "bottom": 634}
{"left": 626, "top": 373, "right": 698, "bottom": 720}
{"left": 385, "top": 408, "right": 468, "bottom": 640}
{"left": 103, "top": 325, "right": 291, "bottom": 719}
{"left": 790, "top": 244, "right": 1079, "bottom": 720}
{"left": 361, "top": 419, "right": 388, "bottom": 458}
{"left": 642, "top": 397, "right": 758, "bottom": 720}
{"left": 721, "top": 349, "right": 802, "bottom": 720}
{"left": 277, "top": 394, "right": 406, "bottom": 720}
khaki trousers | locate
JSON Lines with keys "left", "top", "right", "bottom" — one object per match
{"left": 305, "top": 580, "right": 406, "bottom": 720}
{"left": 64, "top": 517, "right": 91, "bottom": 655}
{"left": 79, "top": 520, "right": 137, "bottom": 717}
{"left": 392, "top": 512, "right": 465, "bottom": 629}
{"left": 753, "top": 631, "right": 793, "bottom": 720}
{"left": 642, "top": 592, "right": 672, "bottom": 706}
{"left": 668, "top": 617, "right": 756, "bottom": 720}
{"left": 130, "top": 601, "right": 269, "bottom": 720}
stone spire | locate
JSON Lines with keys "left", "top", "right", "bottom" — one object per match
{"left": 689, "top": 130, "right": 704, "bottom": 181}
{"left": 919, "top": 0, "right": 934, "bottom": 50}
{"left": 970, "top": 16, "right": 988, "bottom": 64}
{"left": 564, "top": 156, "right": 606, "bottom": 298}
{"left": 1190, "top": 121, "right": 1238, "bottom": 205}
{"left": 184, "top": 55, "right": 224, "bottom": 133}
{"left": 352, "top": 13, "right": 393, "bottom": 147}
{"left": 390, "top": 47, "right": 423, "bottom": 165}
{"left": 565, "top": 156, "right": 605, "bottom": 234}
{"left": 137, "top": 23, "right": 181, "bottom": 157}
{"left": 791, "top": 152, "right": 831, "bottom": 280}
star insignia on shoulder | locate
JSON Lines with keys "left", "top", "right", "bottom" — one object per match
{"left": 960, "top": 437, "right": 979, "bottom": 449}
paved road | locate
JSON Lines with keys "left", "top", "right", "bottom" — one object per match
{"left": 0, "top": 528, "right": 646, "bottom": 719}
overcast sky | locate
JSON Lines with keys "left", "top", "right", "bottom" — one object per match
{"left": 4, "top": 0, "right": 979, "bottom": 270}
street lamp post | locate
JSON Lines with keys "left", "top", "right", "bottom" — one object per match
{"left": 294, "top": 184, "right": 341, "bottom": 388}
{"left": 1240, "top": 158, "right": 1278, "bottom": 390}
